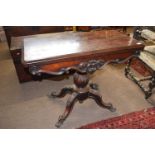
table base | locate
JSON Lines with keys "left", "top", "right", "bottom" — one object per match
{"left": 49, "top": 72, "right": 116, "bottom": 128}
{"left": 29, "top": 58, "right": 136, "bottom": 128}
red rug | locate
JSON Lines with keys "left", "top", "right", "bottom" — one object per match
{"left": 79, "top": 107, "right": 155, "bottom": 129}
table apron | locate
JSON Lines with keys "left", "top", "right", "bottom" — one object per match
{"left": 39, "top": 51, "right": 136, "bottom": 72}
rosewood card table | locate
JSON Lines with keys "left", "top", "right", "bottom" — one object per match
{"left": 22, "top": 30, "right": 144, "bottom": 127}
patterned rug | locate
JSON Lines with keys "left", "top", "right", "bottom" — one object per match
{"left": 79, "top": 107, "right": 155, "bottom": 129}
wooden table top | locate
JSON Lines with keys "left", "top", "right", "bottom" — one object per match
{"left": 11, "top": 32, "right": 64, "bottom": 51}
{"left": 22, "top": 30, "right": 144, "bottom": 67}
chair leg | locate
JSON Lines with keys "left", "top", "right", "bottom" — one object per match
{"left": 125, "top": 57, "right": 133, "bottom": 77}
{"left": 125, "top": 57, "right": 155, "bottom": 99}
{"left": 146, "top": 75, "right": 155, "bottom": 99}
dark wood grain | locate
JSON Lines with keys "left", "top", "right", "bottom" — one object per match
{"left": 22, "top": 30, "right": 144, "bottom": 72}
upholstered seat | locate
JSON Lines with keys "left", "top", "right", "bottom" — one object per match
{"left": 140, "top": 51, "right": 155, "bottom": 70}
{"left": 139, "top": 46, "right": 155, "bottom": 70}
{"left": 144, "top": 45, "right": 155, "bottom": 55}
{"left": 141, "top": 29, "right": 155, "bottom": 41}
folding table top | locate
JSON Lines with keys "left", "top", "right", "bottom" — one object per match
{"left": 22, "top": 30, "right": 144, "bottom": 66}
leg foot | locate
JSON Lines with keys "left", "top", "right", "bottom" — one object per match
{"left": 89, "top": 83, "right": 99, "bottom": 90}
{"left": 55, "top": 93, "right": 78, "bottom": 128}
{"left": 88, "top": 89, "right": 116, "bottom": 112}
{"left": 55, "top": 115, "right": 66, "bottom": 128}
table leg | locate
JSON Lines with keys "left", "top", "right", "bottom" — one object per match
{"left": 49, "top": 86, "right": 74, "bottom": 98}
{"left": 55, "top": 92, "right": 78, "bottom": 128}
{"left": 88, "top": 89, "right": 116, "bottom": 112}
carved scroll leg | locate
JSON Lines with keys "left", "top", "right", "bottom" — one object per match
{"left": 49, "top": 86, "right": 74, "bottom": 98}
{"left": 55, "top": 92, "right": 78, "bottom": 128}
{"left": 88, "top": 89, "right": 116, "bottom": 112}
